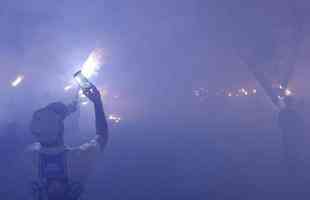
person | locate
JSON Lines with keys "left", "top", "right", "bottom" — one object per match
{"left": 25, "top": 85, "right": 108, "bottom": 200}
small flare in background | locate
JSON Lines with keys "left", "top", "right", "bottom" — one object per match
{"left": 11, "top": 75, "right": 24, "bottom": 87}
{"left": 108, "top": 114, "right": 122, "bottom": 124}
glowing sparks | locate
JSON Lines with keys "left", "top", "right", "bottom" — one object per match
{"left": 81, "top": 48, "right": 105, "bottom": 79}
{"left": 194, "top": 86, "right": 258, "bottom": 100}
{"left": 108, "top": 114, "right": 122, "bottom": 124}
{"left": 11, "top": 75, "right": 24, "bottom": 87}
{"left": 64, "top": 84, "right": 74, "bottom": 91}
{"left": 81, "top": 101, "right": 89, "bottom": 106}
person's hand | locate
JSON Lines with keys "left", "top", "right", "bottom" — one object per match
{"left": 83, "top": 85, "right": 102, "bottom": 104}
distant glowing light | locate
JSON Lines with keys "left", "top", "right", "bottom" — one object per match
{"left": 108, "top": 114, "right": 122, "bottom": 124}
{"left": 252, "top": 89, "right": 257, "bottom": 94}
{"left": 81, "top": 48, "right": 105, "bottom": 79}
{"left": 228, "top": 93, "right": 232, "bottom": 97}
{"left": 11, "top": 75, "right": 24, "bottom": 87}
{"left": 284, "top": 89, "right": 292, "bottom": 96}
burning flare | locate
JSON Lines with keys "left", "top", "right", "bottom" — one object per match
{"left": 81, "top": 48, "right": 105, "bottom": 79}
{"left": 65, "top": 48, "right": 105, "bottom": 91}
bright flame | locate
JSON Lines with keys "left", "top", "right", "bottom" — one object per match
{"left": 11, "top": 75, "right": 24, "bottom": 87}
{"left": 81, "top": 48, "right": 105, "bottom": 79}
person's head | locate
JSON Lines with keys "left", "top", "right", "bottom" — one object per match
{"left": 30, "top": 102, "right": 69, "bottom": 147}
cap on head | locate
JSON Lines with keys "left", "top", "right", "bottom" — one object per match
{"left": 30, "top": 102, "right": 68, "bottom": 145}
{"left": 45, "top": 102, "right": 69, "bottom": 120}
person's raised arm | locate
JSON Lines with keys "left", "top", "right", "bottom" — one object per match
{"left": 83, "top": 85, "right": 109, "bottom": 150}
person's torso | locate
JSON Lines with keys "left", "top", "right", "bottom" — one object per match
{"left": 29, "top": 145, "right": 88, "bottom": 200}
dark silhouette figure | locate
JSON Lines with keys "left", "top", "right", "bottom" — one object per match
{"left": 24, "top": 85, "right": 108, "bottom": 200}
{"left": 278, "top": 97, "right": 305, "bottom": 162}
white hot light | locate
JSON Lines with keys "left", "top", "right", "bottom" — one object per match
{"left": 81, "top": 48, "right": 105, "bottom": 79}
{"left": 11, "top": 75, "right": 24, "bottom": 87}
{"left": 285, "top": 89, "right": 292, "bottom": 96}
